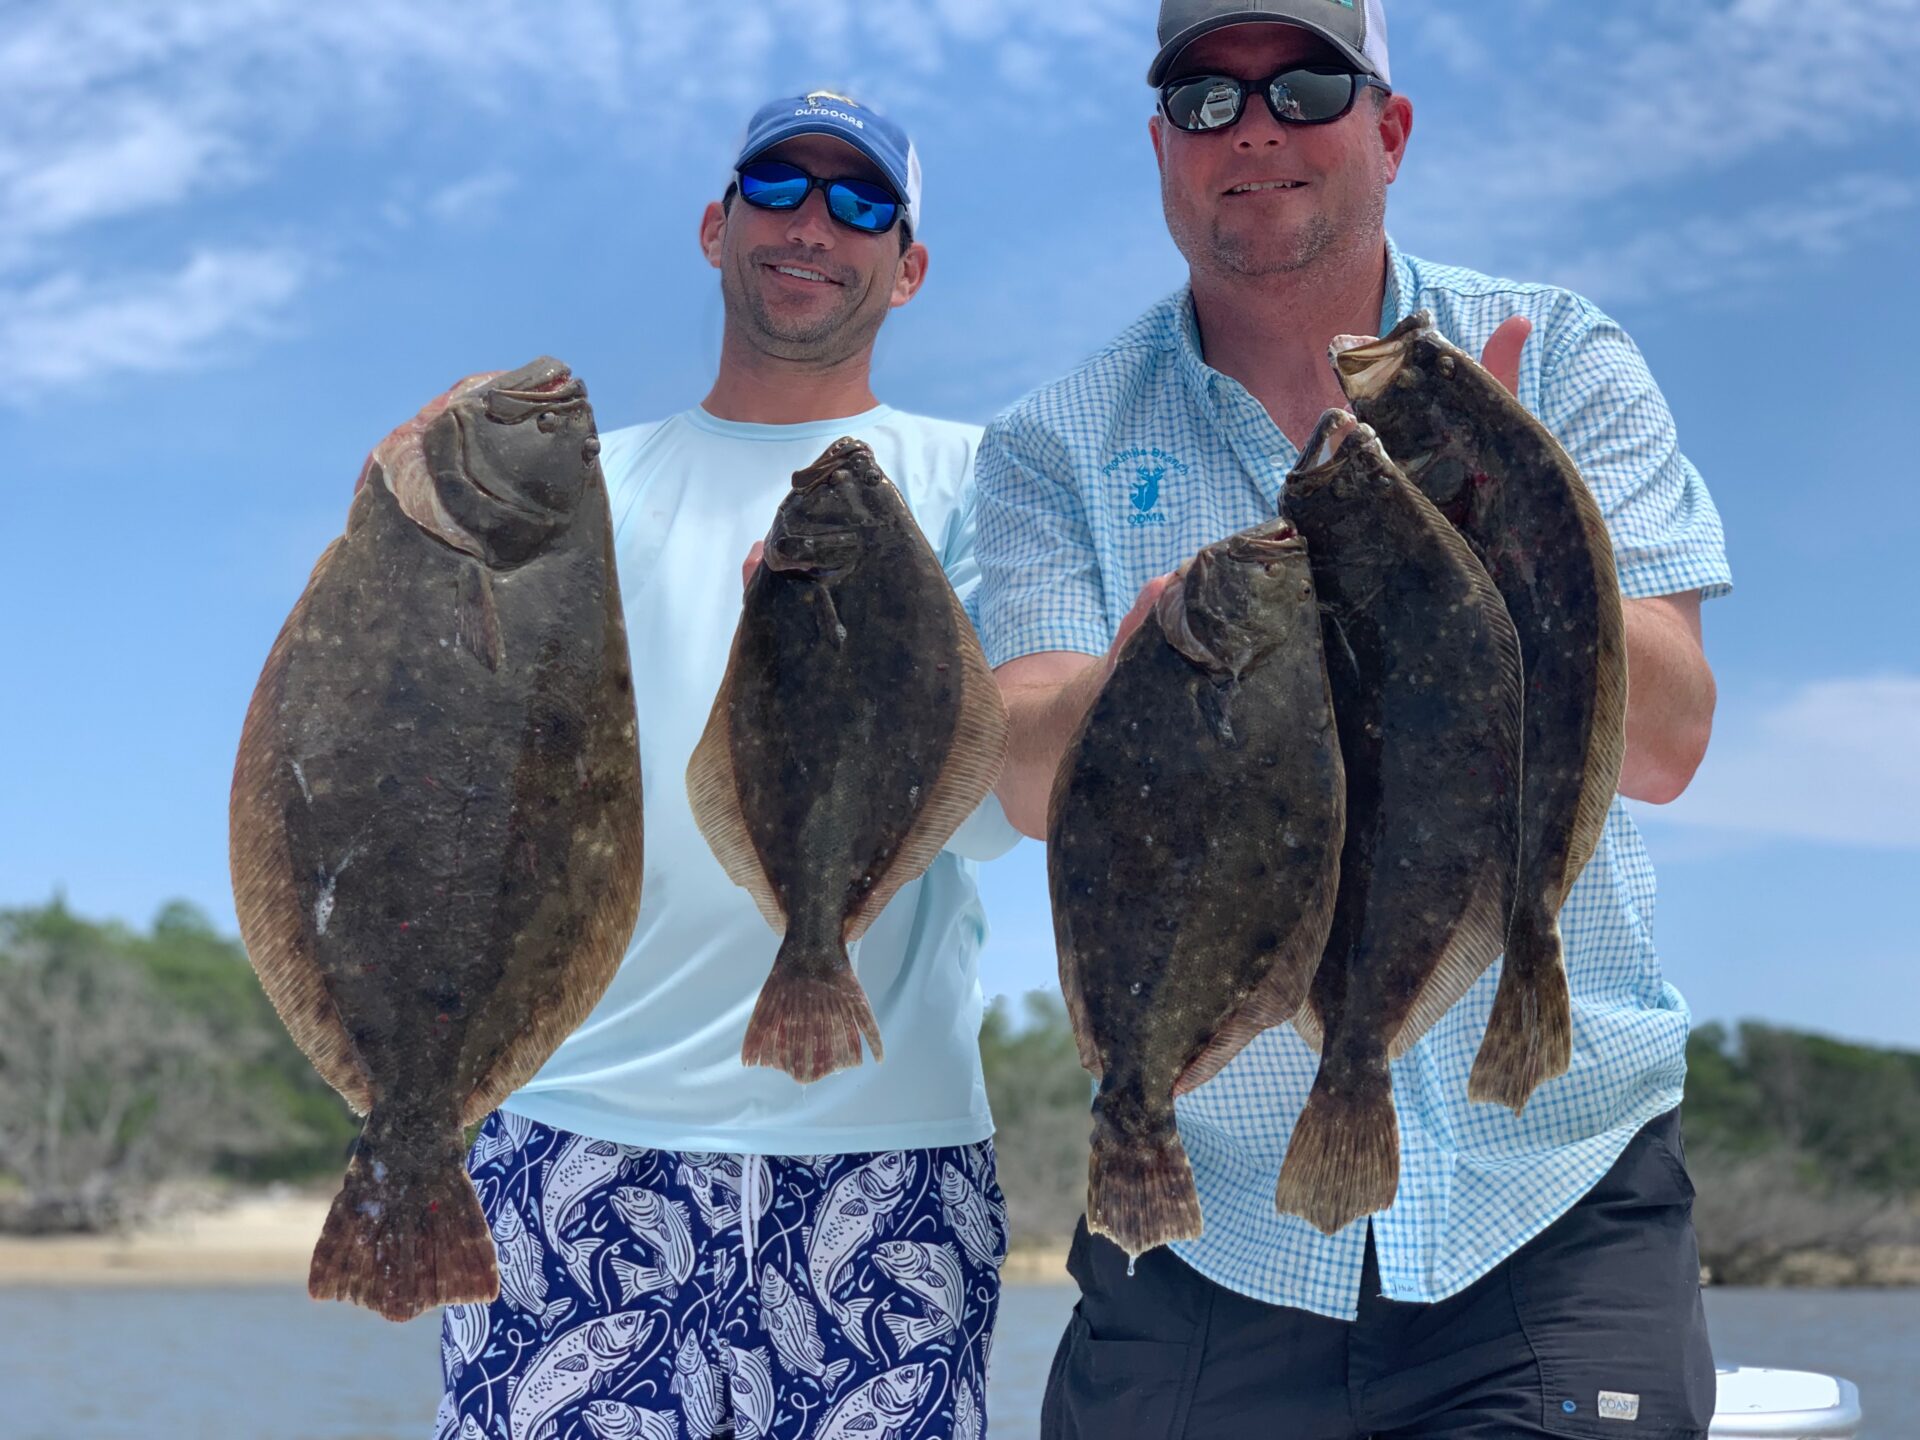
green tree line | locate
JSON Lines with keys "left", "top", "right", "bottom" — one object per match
{"left": 4, "top": 899, "right": 1917, "bottom": 1279}
{"left": 981, "top": 993, "right": 1920, "bottom": 1272}
{"left": 0, "top": 899, "right": 356, "bottom": 1230}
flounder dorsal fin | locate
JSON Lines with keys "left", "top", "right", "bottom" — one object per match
{"left": 843, "top": 561, "right": 1008, "bottom": 944}
{"left": 685, "top": 620, "right": 788, "bottom": 934}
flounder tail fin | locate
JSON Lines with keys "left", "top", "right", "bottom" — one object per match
{"left": 1272, "top": 1064, "right": 1399, "bottom": 1236}
{"left": 1085, "top": 1113, "right": 1203, "bottom": 1260}
{"left": 309, "top": 1116, "right": 497, "bottom": 1322}
{"left": 741, "top": 942, "right": 881, "bottom": 1084}
{"left": 1469, "top": 908, "right": 1573, "bottom": 1114}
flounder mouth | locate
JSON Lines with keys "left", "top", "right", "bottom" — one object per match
{"left": 791, "top": 436, "right": 883, "bottom": 491}
{"left": 484, "top": 358, "right": 588, "bottom": 425}
{"left": 1223, "top": 518, "right": 1305, "bottom": 565}
{"left": 1296, "top": 408, "right": 1369, "bottom": 473}
{"left": 1329, "top": 309, "right": 1435, "bottom": 400}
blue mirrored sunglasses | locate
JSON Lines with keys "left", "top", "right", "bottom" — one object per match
{"left": 736, "top": 160, "right": 903, "bottom": 235}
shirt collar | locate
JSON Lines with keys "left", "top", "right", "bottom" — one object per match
{"left": 1382, "top": 233, "right": 1413, "bottom": 331}
{"left": 1169, "top": 287, "right": 1215, "bottom": 409}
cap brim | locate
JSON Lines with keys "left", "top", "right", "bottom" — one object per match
{"left": 1147, "top": 14, "right": 1376, "bottom": 86}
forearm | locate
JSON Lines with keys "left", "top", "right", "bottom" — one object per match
{"left": 1617, "top": 593, "right": 1716, "bottom": 805}
{"left": 994, "top": 656, "right": 1105, "bottom": 839}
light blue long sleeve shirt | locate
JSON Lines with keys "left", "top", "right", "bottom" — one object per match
{"left": 507, "top": 405, "right": 1020, "bottom": 1155}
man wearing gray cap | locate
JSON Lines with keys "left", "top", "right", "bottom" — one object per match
{"left": 974, "top": 2, "right": 1728, "bottom": 1435}
{"left": 425, "top": 90, "right": 1018, "bottom": 1440}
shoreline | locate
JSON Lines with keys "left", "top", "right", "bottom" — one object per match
{"left": 0, "top": 1192, "right": 334, "bottom": 1286}
{"left": 4, "top": 1193, "right": 1915, "bottom": 1289}
{"left": 0, "top": 1192, "right": 1079, "bottom": 1288}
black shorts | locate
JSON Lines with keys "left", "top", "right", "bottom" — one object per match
{"left": 1041, "top": 1108, "right": 1716, "bottom": 1439}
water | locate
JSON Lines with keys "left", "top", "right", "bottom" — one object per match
{"left": 0, "top": 1284, "right": 1911, "bottom": 1438}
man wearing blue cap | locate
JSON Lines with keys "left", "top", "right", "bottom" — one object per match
{"left": 429, "top": 92, "right": 1017, "bottom": 1440}
{"left": 976, "top": 1, "right": 1727, "bottom": 1436}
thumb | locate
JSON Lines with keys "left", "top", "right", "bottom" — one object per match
{"left": 741, "top": 540, "right": 766, "bottom": 590}
{"left": 1479, "top": 316, "right": 1531, "bottom": 397}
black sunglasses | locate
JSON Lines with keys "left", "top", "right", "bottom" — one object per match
{"left": 736, "top": 160, "right": 904, "bottom": 235}
{"left": 1159, "top": 64, "right": 1390, "bottom": 134}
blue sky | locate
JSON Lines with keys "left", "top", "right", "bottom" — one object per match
{"left": 3, "top": 1, "right": 1916, "bottom": 1049}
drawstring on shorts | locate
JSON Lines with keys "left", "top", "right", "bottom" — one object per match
{"left": 737, "top": 1152, "right": 761, "bottom": 1279}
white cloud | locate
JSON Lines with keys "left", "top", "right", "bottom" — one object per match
{"left": 1410, "top": 12, "right": 1491, "bottom": 78}
{"left": 0, "top": 100, "right": 243, "bottom": 259}
{"left": 15, "top": 1, "right": 1913, "bottom": 388}
{"left": 1396, "top": 0, "right": 1920, "bottom": 304}
{"left": 1456, "top": 0, "right": 1920, "bottom": 208}
{"left": 0, "top": 248, "right": 309, "bottom": 386}
{"left": 1540, "top": 172, "right": 1920, "bottom": 306}
{"left": 423, "top": 170, "right": 518, "bottom": 226}
{"left": 0, "top": 0, "right": 1151, "bottom": 389}
{"left": 1641, "top": 675, "right": 1920, "bottom": 848}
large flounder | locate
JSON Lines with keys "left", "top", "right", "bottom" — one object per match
{"left": 1335, "top": 313, "right": 1627, "bottom": 1113}
{"left": 229, "top": 358, "right": 643, "bottom": 1321}
{"left": 688, "top": 438, "right": 1008, "bottom": 1083}
{"left": 1276, "top": 412, "right": 1523, "bottom": 1235}
{"left": 1049, "top": 521, "right": 1345, "bottom": 1258}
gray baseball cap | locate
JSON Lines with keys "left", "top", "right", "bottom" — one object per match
{"left": 1148, "top": 0, "right": 1391, "bottom": 87}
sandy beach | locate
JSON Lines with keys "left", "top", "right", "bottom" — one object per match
{"left": 0, "top": 1191, "right": 334, "bottom": 1286}
{"left": 0, "top": 1190, "right": 1073, "bottom": 1287}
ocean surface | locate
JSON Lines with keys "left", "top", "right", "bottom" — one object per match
{"left": 0, "top": 1282, "right": 1910, "bottom": 1438}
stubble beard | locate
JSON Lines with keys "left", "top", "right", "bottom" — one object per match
{"left": 1168, "top": 169, "right": 1389, "bottom": 283}
{"left": 724, "top": 256, "right": 884, "bottom": 368}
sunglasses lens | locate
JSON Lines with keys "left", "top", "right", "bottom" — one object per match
{"left": 1163, "top": 76, "right": 1244, "bottom": 131}
{"left": 1268, "top": 67, "right": 1359, "bottom": 123}
{"left": 827, "top": 178, "right": 901, "bottom": 233}
{"left": 738, "top": 162, "right": 810, "bottom": 210}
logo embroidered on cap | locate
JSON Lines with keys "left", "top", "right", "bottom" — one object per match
{"left": 1598, "top": 1391, "right": 1641, "bottom": 1422}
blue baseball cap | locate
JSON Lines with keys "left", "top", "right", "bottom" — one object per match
{"left": 734, "top": 91, "right": 924, "bottom": 235}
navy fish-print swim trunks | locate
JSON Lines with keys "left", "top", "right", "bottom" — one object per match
{"left": 430, "top": 1111, "right": 1005, "bottom": 1440}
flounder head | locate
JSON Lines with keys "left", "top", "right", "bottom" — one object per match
{"left": 1158, "top": 518, "right": 1316, "bottom": 679}
{"left": 419, "top": 357, "right": 602, "bottom": 566}
{"left": 1289, "top": 409, "right": 1392, "bottom": 496}
{"left": 762, "top": 437, "right": 904, "bottom": 580}
{"left": 1331, "top": 313, "right": 1480, "bottom": 517}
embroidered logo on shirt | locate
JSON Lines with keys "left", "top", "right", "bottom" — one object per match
{"left": 1102, "top": 446, "right": 1188, "bottom": 528}
{"left": 1598, "top": 1390, "right": 1641, "bottom": 1422}
{"left": 1131, "top": 467, "right": 1163, "bottom": 513}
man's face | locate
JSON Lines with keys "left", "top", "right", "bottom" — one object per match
{"left": 701, "top": 133, "right": 927, "bottom": 366}
{"left": 1150, "top": 24, "right": 1411, "bottom": 282}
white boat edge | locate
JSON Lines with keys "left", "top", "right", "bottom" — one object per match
{"left": 1711, "top": 1367, "right": 1863, "bottom": 1438}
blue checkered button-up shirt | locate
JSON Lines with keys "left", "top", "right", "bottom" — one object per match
{"left": 973, "top": 239, "right": 1733, "bottom": 1320}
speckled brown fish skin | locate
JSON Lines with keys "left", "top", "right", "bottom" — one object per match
{"left": 688, "top": 438, "right": 1008, "bottom": 1084}
{"left": 1336, "top": 313, "right": 1627, "bottom": 1115}
{"left": 1275, "top": 412, "right": 1524, "bottom": 1236}
{"left": 229, "top": 358, "right": 643, "bottom": 1322}
{"left": 1048, "top": 521, "right": 1345, "bottom": 1258}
